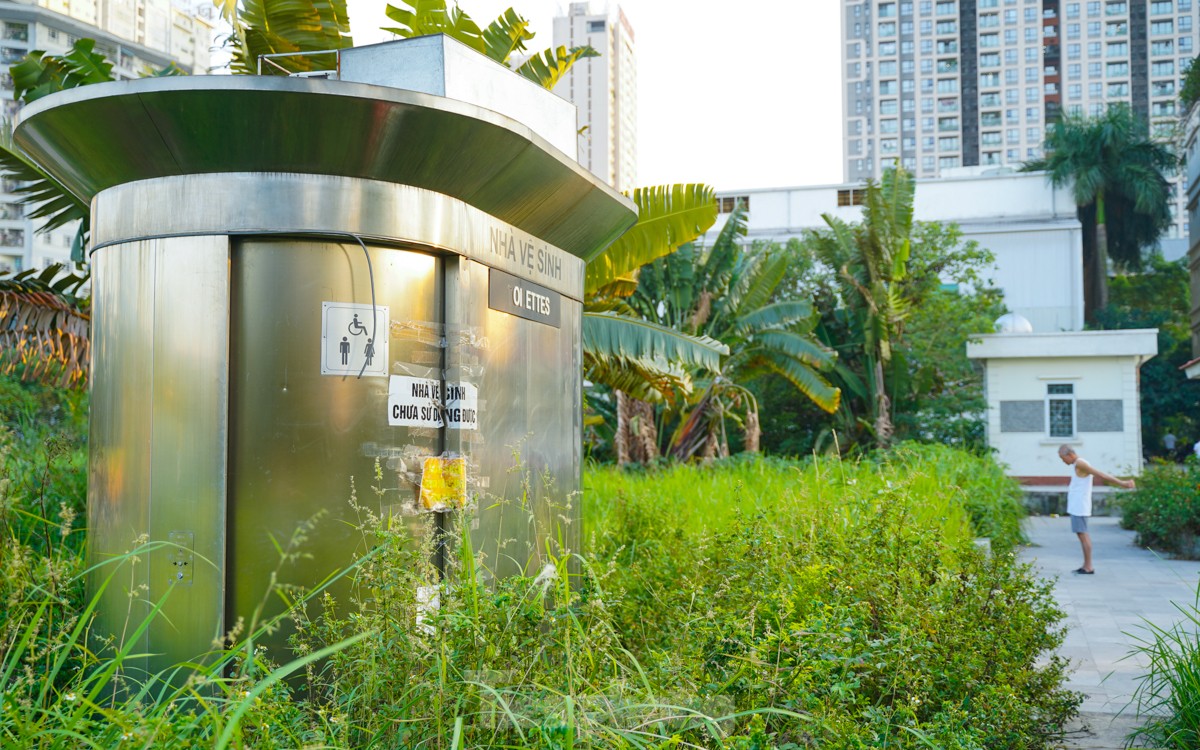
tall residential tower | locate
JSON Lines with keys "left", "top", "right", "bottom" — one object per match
{"left": 841, "top": 0, "right": 1195, "bottom": 238}
{"left": 553, "top": 1, "right": 637, "bottom": 191}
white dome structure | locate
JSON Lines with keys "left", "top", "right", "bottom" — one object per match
{"left": 994, "top": 312, "right": 1034, "bottom": 334}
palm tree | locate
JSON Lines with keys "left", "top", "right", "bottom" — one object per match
{"left": 1024, "top": 105, "right": 1175, "bottom": 324}
{"left": 805, "top": 167, "right": 915, "bottom": 450}
{"left": 627, "top": 204, "right": 840, "bottom": 459}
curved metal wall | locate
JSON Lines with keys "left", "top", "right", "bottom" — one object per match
{"left": 87, "top": 175, "right": 585, "bottom": 674}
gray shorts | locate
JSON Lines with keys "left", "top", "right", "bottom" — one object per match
{"left": 1070, "top": 515, "right": 1089, "bottom": 533}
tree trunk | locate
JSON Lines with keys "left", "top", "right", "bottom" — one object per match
{"left": 873, "top": 358, "right": 893, "bottom": 449}
{"left": 633, "top": 398, "right": 660, "bottom": 463}
{"left": 1079, "top": 203, "right": 1109, "bottom": 326}
{"left": 614, "top": 390, "right": 632, "bottom": 465}
{"left": 744, "top": 409, "right": 761, "bottom": 453}
{"left": 615, "top": 390, "right": 659, "bottom": 465}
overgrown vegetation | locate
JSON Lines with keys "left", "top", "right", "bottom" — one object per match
{"left": 585, "top": 446, "right": 1072, "bottom": 747}
{"left": 1093, "top": 255, "right": 1200, "bottom": 459}
{"left": 2, "top": 377, "right": 1078, "bottom": 747}
{"left": 1118, "top": 459, "right": 1200, "bottom": 558}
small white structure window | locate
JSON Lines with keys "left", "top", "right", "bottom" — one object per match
{"left": 1047, "top": 383, "right": 1075, "bottom": 437}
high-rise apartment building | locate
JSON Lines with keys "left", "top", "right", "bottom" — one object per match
{"left": 841, "top": 0, "right": 1195, "bottom": 238}
{"left": 0, "top": 0, "right": 212, "bottom": 274}
{"left": 553, "top": 2, "right": 636, "bottom": 192}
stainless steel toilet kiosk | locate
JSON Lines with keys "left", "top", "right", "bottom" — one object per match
{"left": 14, "top": 37, "right": 636, "bottom": 677}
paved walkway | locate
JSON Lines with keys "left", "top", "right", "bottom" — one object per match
{"left": 1019, "top": 516, "right": 1200, "bottom": 748}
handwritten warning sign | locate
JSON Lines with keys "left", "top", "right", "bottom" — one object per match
{"left": 420, "top": 456, "right": 467, "bottom": 511}
{"left": 322, "top": 302, "right": 390, "bottom": 377}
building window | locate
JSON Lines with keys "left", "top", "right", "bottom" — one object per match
{"left": 1150, "top": 20, "right": 1174, "bottom": 34}
{"left": 1047, "top": 383, "right": 1075, "bottom": 438}
{"left": 718, "top": 195, "right": 751, "bottom": 213}
{"left": 836, "top": 188, "right": 868, "bottom": 206}
{"left": 587, "top": 20, "right": 606, "bottom": 32}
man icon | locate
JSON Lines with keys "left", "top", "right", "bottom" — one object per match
{"left": 364, "top": 337, "right": 375, "bottom": 367}
{"left": 339, "top": 336, "right": 350, "bottom": 365}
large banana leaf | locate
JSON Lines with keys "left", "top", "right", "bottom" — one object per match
{"left": 11, "top": 39, "right": 114, "bottom": 103}
{"left": 0, "top": 264, "right": 90, "bottom": 387}
{"left": 583, "top": 353, "right": 691, "bottom": 403}
{"left": 583, "top": 311, "right": 727, "bottom": 374}
{"left": 753, "top": 349, "right": 841, "bottom": 414}
{"left": 734, "top": 300, "right": 814, "bottom": 335}
{"left": 481, "top": 8, "right": 534, "bottom": 62}
{"left": 585, "top": 184, "right": 717, "bottom": 297}
{"left": 515, "top": 44, "right": 598, "bottom": 90}
{"left": 234, "top": 0, "right": 353, "bottom": 75}
{"left": 383, "top": 0, "right": 483, "bottom": 49}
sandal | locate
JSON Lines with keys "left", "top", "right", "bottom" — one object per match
{"left": 1073, "top": 567, "right": 1095, "bottom": 575}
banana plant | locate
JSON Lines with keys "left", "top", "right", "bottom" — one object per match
{"left": 628, "top": 203, "right": 839, "bottom": 460}
{"left": 383, "top": 0, "right": 598, "bottom": 89}
{"left": 0, "top": 264, "right": 90, "bottom": 386}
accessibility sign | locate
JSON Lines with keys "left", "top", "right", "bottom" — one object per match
{"left": 322, "top": 302, "right": 390, "bottom": 377}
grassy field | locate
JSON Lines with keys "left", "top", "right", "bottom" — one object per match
{"left": 1, "top": 378, "right": 1077, "bottom": 748}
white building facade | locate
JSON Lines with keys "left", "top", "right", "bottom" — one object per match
{"left": 0, "top": 0, "right": 212, "bottom": 274}
{"left": 552, "top": 1, "right": 636, "bottom": 191}
{"left": 712, "top": 169, "right": 1085, "bottom": 332}
{"left": 841, "top": 0, "right": 1193, "bottom": 241}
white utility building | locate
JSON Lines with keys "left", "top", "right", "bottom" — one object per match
{"left": 968, "top": 318, "right": 1157, "bottom": 493}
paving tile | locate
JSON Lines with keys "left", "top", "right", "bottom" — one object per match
{"left": 1019, "top": 516, "right": 1200, "bottom": 748}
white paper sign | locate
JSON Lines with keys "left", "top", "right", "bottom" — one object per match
{"left": 386, "top": 377, "right": 479, "bottom": 430}
{"left": 322, "top": 302, "right": 390, "bottom": 377}
{"left": 444, "top": 382, "right": 479, "bottom": 431}
{"left": 388, "top": 376, "right": 444, "bottom": 427}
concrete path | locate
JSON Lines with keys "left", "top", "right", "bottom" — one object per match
{"left": 1019, "top": 516, "right": 1200, "bottom": 748}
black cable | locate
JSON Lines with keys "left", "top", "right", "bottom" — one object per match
{"left": 345, "top": 234, "right": 378, "bottom": 380}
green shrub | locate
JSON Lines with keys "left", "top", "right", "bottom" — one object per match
{"left": 1118, "top": 460, "right": 1200, "bottom": 558}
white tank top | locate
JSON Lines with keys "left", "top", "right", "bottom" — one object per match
{"left": 1067, "top": 465, "right": 1093, "bottom": 517}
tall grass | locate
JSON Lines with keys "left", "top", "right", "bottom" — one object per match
{"left": 584, "top": 446, "right": 1072, "bottom": 748}
{"left": 1127, "top": 594, "right": 1200, "bottom": 749}
{"left": 2, "top": 377, "right": 1075, "bottom": 748}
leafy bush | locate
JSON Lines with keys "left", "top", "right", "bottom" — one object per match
{"left": 1118, "top": 460, "right": 1200, "bottom": 558}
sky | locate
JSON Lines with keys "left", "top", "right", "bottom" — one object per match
{"left": 343, "top": 0, "right": 845, "bottom": 190}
